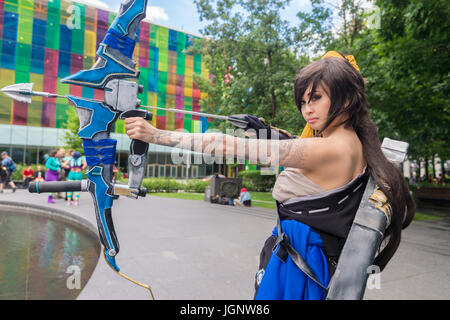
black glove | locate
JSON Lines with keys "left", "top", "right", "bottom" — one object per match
{"left": 228, "top": 114, "right": 271, "bottom": 138}
{"left": 228, "top": 114, "right": 294, "bottom": 140}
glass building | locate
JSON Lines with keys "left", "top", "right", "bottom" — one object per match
{"left": 0, "top": 0, "right": 221, "bottom": 178}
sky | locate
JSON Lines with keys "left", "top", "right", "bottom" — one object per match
{"left": 77, "top": 0, "right": 313, "bottom": 36}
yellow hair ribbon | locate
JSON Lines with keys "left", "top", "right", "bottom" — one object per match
{"left": 321, "top": 50, "right": 360, "bottom": 72}
{"left": 299, "top": 51, "right": 360, "bottom": 138}
{"left": 103, "top": 250, "right": 156, "bottom": 300}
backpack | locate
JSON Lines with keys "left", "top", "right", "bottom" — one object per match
{"left": 9, "top": 160, "right": 16, "bottom": 172}
{"left": 5, "top": 158, "right": 16, "bottom": 173}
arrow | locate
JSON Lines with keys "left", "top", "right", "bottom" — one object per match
{"left": 1, "top": 83, "right": 66, "bottom": 103}
{"left": 145, "top": 106, "right": 248, "bottom": 128}
{"left": 0, "top": 83, "right": 249, "bottom": 129}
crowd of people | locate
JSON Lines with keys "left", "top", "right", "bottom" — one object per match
{"left": 0, "top": 148, "right": 87, "bottom": 206}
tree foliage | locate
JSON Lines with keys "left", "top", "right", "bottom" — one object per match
{"left": 191, "top": 0, "right": 311, "bottom": 134}
{"left": 192, "top": 0, "right": 449, "bottom": 169}
{"left": 62, "top": 107, "right": 83, "bottom": 153}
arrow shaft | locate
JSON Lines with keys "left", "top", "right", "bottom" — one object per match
{"left": 146, "top": 105, "right": 229, "bottom": 121}
{"left": 144, "top": 105, "right": 248, "bottom": 127}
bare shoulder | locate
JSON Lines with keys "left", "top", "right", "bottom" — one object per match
{"left": 295, "top": 133, "right": 364, "bottom": 190}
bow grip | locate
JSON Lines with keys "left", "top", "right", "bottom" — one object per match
{"left": 121, "top": 109, "right": 151, "bottom": 195}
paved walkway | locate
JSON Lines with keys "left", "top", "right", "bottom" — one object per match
{"left": 1, "top": 189, "right": 449, "bottom": 300}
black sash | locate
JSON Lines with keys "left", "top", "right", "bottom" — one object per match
{"left": 277, "top": 169, "right": 369, "bottom": 264}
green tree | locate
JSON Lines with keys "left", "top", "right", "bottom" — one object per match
{"left": 191, "top": 0, "right": 311, "bottom": 134}
{"left": 62, "top": 107, "right": 83, "bottom": 153}
{"left": 366, "top": 0, "right": 450, "bottom": 170}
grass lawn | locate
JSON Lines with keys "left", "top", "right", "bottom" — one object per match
{"left": 149, "top": 192, "right": 443, "bottom": 221}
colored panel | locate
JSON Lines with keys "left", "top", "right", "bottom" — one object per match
{"left": 149, "top": 46, "right": 158, "bottom": 70}
{"left": 30, "top": 44, "right": 45, "bottom": 74}
{"left": 193, "top": 120, "right": 200, "bottom": 133}
{"left": 42, "top": 48, "right": 59, "bottom": 127}
{"left": 115, "top": 119, "right": 124, "bottom": 134}
{"left": 4, "top": 0, "right": 18, "bottom": 14}
{"left": 31, "top": 17, "right": 46, "bottom": 47}
{"left": 156, "top": 115, "right": 165, "bottom": 130}
{"left": 96, "top": 9, "right": 108, "bottom": 48}
{"left": 0, "top": 68, "right": 14, "bottom": 124}
{"left": 138, "top": 68, "right": 148, "bottom": 105}
{"left": 70, "top": 3, "right": 85, "bottom": 55}
{"left": 84, "top": 29, "right": 96, "bottom": 58}
{"left": 201, "top": 116, "right": 209, "bottom": 133}
{"left": 148, "top": 69, "right": 157, "bottom": 92}
{"left": 59, "top": 24, "right": 72, "bottom": 52}
{"left": 0, "top": 1, "right": 4, "bottom": 41}
{"left": 139, "top": 22, "right": 149, "bottom": 68}
{"left": 58, "top": 50, "right": 71, "bottom": 77}
{"left": 27, "top": 73, "right": 43, "bottom": 127}
{"left": 1, "top": 10, "right": 18, "bottom": 69}
{"left": 45, "top": 0, "right": 60, "bottom": 50}
{"left": 33, "top": 0, "right": 47, "bottom": 21}
{"left": 157, "top": 71, "right": 167, "bottom": 95}
{"left": 15, "top": 42, "right": 30, "bottom": 73}
{"left": 55, "top": 102, "right": 68, "bottom": 128}
{"left": 168, "top": 29, "right": 177, "bottom": 51}
{"left": 193, "top": 53, "right": 202, "bottom": 74}
{"left": 17, "top": 1, "right": 33, "bottom": 45}
{"left": 149, "top": 24, "right": 158, "bottom": 47}
{"left": 84, "top": 5, "right": 96, "bottom": 32}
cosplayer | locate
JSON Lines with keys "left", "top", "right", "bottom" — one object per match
{"left": 124, "top": 52, "right": 415, "bottom": 299}
{"left": 64, "top": 151, "right": 87, "bottom": 206}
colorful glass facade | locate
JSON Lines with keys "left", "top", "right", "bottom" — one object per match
{"left": 0, "top": 0, "right": 210, "bottom": 137}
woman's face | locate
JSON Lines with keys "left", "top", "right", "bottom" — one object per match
{"left": 300, "top": 83, "right": 331, "bottom": 131}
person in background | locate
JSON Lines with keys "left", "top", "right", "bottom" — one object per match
{"left": 234, "top": 188, "right": 252, "bottom": 207}
{"left": 22, "top": 165, "right": 35, "bottom": 189}
{"left": 45, "top": 149, "right": 63, "bottom": 203}
{"left": 65, "top": 151, "right": 87, "bottom": 206}
{"left": 0, "top": 151, "right": 16, "bottom": 193}
{"left": 34, "top": 165, "right": 45, "bottom": 182}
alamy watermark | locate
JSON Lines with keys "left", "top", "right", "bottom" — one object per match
{"left": 366, "top": 265, "right": 381, "bottom": 290}
{"left": 366, "top": 4, "right": 381, "bottom": 30}
{"left": 66, "top": 265, "right": 81, "bottom": 290}
{"left": 169, "top": 128, "right": 280, "bottom": 175}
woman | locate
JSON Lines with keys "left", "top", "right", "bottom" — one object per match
{"left": 124, "top": 52, "right": 415, "bottom": 299}
{"left": 64, "top": 151, "right": 87, "bottom": 206}
{"left": 33, "top": 165, "right": 45, "bottom": 182}
{"left": 234, "top": 188, "right": 252, "bottom": 207}
{"left": 45, "top": 149, "right": 62, "bottom": 203}
{"left": 22, "top": 165, "right": 35, "bottom": 188}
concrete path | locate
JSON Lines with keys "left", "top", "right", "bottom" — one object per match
{"left": 1, "top": 189, "right": 449, "bottom": 300}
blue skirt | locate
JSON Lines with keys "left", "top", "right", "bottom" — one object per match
{"left": 255, "top": 220, "right": 330, "bottom": 300}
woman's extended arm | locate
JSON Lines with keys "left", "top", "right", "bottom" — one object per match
{"left": 124, "top": 117, "right": 339, "bottom": 170}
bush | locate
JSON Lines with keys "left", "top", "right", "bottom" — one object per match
{"left": 182, "top": 180, "right": 210, "bottom": 193}
{"left": 142, "top": 178, "right": 181, "bottom": 193}
{"left": 238, "top": 170, "right": 276, "bottom": 192}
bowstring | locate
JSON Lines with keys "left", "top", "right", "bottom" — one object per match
{"left": 103, "top": 250, "right": 155, "bottom": 300}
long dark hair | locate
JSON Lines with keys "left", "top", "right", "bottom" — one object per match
{"left": 294, "top": 57, "right": 415, "bottom": 270}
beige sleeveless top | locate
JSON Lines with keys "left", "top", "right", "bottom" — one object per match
{"left": 272, "top": 168, "right": 326, "bottom": 202}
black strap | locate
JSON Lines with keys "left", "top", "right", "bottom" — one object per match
{"left": 274, "top": 216, "right": 328, "bottom": 292}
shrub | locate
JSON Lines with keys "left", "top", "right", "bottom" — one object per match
{"left": 238, "top": 170, "right": 276, "bottom": 192}
{"left": 142, "top": 178, "right": 181, "bottom": 193}
{"left": 182, "top": 180, "right": 210, "bottom": 193}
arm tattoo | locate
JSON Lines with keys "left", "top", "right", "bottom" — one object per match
{"left": 150, "top": 129, "right": 308, "bottom": 168}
